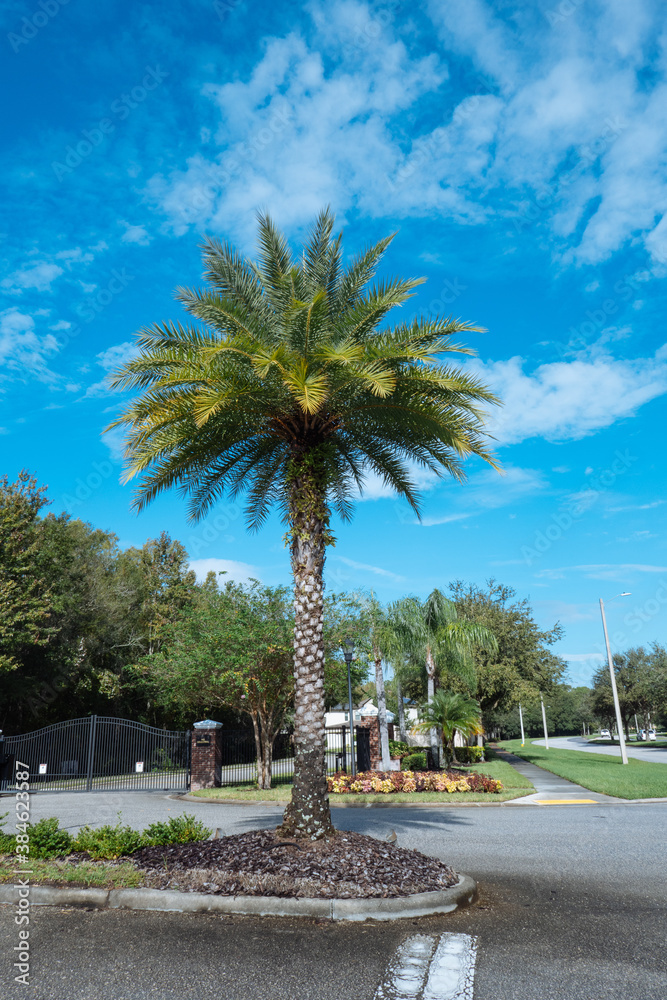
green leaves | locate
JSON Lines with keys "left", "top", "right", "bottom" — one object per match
{"left": 107, "top": 208, "right": 502, "bottom": 531}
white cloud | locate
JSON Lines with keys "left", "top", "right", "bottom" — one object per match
{"left": 1, "top": 262, "right": 63, "bottom": 293}
{"left": 120, "top": 222, "right": 152, "bottom": 246}
{"left": 336, "top": 556, "right": 404, "bottom": 582}
{"left": 474, "top": 345, "right": 667, "bottom": 445}
{"left": 189, "top": 558, "right": 261, "bottom": 584}
{"left": 83, "top": 341, "right": 140, "bottom": 398}
{"left": 537, "top": 564, "right": 667, "bottom": 582}
{"left": 0, "top": 308, "right": 60, "bottom": 383}
{"left": 421, "top": 465, "right": 547, "bottom": 525}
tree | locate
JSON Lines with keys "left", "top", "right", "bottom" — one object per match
{"left": 133, "top": 581, "right": 294, "bottom": 788}
{"left": 107, "top": 209, "right": 500, "bottom": 838}
{"left": 449, "top": 580, "right": 566, "bottom": 730}
{"left": 414, "top": 691, "right": 483, "bottom": 768}
{"left": 391, "top": 589, "right": 497, "bottom": 759}
{"left": 0, "top": 471, "right": 56, "bottom": 677}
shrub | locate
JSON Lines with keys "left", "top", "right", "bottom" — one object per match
{"left": 456, "top": 746, "right": 484, "bottom": 764}
{"left": 327, "top": 769, "right": 503, "bottom": 794}
{"left": 388, "top": 740, "right": 411, "bottom": 758}
{"left": 401, "top": 752, "right": 427, "bottom": 771}
{"left": 0, "top": 814, "right": 15, "bottom": 854}
{"left": 143, "top": 814, "right": 211, "bottom": 846}
{"left": 74, "top": 820, "right": 145, "bottom": 860}
{"left": 27, "top": 818, "right": 74, "bottom": 859}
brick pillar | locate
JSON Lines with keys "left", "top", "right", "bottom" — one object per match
{"left": 190, "top": 724, "right": 223, "bottom": 791}
{"left": 359, "top": 715, "right": 381, "bottom": 770}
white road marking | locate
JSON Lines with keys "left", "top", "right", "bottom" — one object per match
{"left": 374, "top": 933, "right": 478, "bottom": 1000}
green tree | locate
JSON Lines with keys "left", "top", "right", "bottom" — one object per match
{"left": 0, "top": 471, "right": 56, "bottom": 677}
{"left": 413, "top": 690, "right": 483, "bottom": 768}
{"left": 391, "top": 589, "right": 497, "bottom": 758}
{"left": 449, "top": 580, "right": 566, "bottom": 730}
{"left": 107, "top": 209, "right": 500, "bottom": 838}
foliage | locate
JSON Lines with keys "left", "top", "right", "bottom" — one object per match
{"left": 592, "top": 645, "right": 667, "bottom": 734}
{"left": 388, "top": 739, "right": 411, "bottom": 758}
{"left": 414, "top": 690, "right": 483, "bottom": 766}
{"left": 449, "top": 580, "right": 566, "bottom": 727}
{"left": 400, "top": 752, "right": 428, "bottom": 771}
{"left": 493, "top": 685, "right": 595, "bottom": 739}
{"left": 0, "top": 471, "right": 56, "bottom": 675}
{"left": 74, "top": 819, "right": 146, "bottom": 860}
{"left": 455, "top": 745, "right": 485, "bottom": 764}
{"left": 142, "top": 814, "right": 211, "bottom": 846}
{"left": 26, "top": 817, "right": 74, "bottom": 859}
{"left": 327, "top": 769, "right": 503, "bottom": 794}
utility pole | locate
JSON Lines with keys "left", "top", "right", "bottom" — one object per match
{"left": 540, "top": 694, "right": 549, "bottom": 749}
{"left": 599, "top": 597, "right": 629, "bottom": 765}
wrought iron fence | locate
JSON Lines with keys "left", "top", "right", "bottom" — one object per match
{"left": 1, "top": 716, "right": 189, "bottom": 792}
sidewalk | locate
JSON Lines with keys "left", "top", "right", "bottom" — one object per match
{"left": 493, "top": 747, "right": 623, "bottom": 805}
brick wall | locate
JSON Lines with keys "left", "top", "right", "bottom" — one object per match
{"left": 358, "top": 716, "right": 395, "bottom": 770}
{"left": 190, "top": 728, "right": 222, "bottom": 791}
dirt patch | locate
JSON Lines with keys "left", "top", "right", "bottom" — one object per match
{"left": 132, "top": 829, "right": 459, "bottom": 898}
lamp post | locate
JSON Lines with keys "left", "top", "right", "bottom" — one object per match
{"left": 518, "top": 703, "right": 525, "bottom": 747}
{"left": 599, "top": 593, "right": 631, "bottom": 765}
{"left": 540, "top": 694, "right": 549, "bottom": 749}
{"left": 342, "top": 640, "right": 356, "bottom": 778}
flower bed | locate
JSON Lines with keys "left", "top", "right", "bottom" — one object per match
{"left": 327, "top": 769, "right": 503, "bottom": 795}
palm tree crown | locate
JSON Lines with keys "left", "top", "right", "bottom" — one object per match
{"left": 108, "top": 209, "right": 499, "bottom": 528}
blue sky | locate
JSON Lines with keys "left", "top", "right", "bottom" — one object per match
{"left": 2, "top": 0, "right": 667, "bottom": 685}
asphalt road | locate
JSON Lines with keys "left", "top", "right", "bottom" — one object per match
{"left": 1, "top": 790, "right": 666, "bottom": 998}
{"left": 534, "top": 735, "right": 667, "bottom": 764}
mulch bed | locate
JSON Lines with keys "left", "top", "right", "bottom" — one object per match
{"left": 131, "top": 829, "right": 459, "bottom": 899}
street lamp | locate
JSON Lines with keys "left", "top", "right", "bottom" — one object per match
{"left": 540, "top": 693, "right": 549, "bottom": 750}
{"left": 342, "top": 640, "right": 356, "bottom": 778}
{"left": 599, "top": 593, "right": 631, "bottom": 765}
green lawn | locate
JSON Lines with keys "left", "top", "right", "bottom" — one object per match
{"left": 588, "top": 738, "right": 667, "bottom": 749}
{"left": 0, "top": 857, "right": 143, "bottom": 889}
{"left": 498, "top": 739, "right": 667, "bottom": 800}
{"left": 189, "top": 758, "right": 534, "bottom": 805}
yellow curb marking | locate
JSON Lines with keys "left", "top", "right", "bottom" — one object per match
{"left": 536, "top": 799, "right": 597, "bottom": 805}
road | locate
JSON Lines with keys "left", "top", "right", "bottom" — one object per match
{"left": 534, "top": 735, "right": 667, "bottom": 764}
{"left": 1, "top": 788, "right": 666, "bottom": 998}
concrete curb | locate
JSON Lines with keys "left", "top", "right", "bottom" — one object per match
{"left": 0, "top": 874, "right": 477, "bottom": 922}
{"left": 174, "top": 793, "right": 529, "bottom": 808}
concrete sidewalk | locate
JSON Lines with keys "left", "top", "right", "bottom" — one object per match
{"left": 493, "top": 747, "right": 624, "bottom": 805}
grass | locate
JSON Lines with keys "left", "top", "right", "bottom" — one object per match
{"left": 189, "top": 758, "right": 534, "bottom": 804}
{"left": 0, "top": 856, "right": 144, "bottom": 889}
{"left": 498, "top": 738, "right": 667, "bottom": 800}
{"left": 588, "top": 738, "right": 667, "bottom": 749}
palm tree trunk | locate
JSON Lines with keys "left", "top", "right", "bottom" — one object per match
{"left": 426, "top": 647, "right": 439, "bottom": 764}
{"left": 374, "top": 652, "right": 391, "bottom": 770}
{"left": 279, "top": 470, "right": 334, "bottom": 840}
{"left": 396, "top": 677, "right": 407, "bottom": 742}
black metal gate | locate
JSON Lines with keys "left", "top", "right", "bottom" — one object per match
{"left": 1, "top": 716, "right": 190, "bottom": 792}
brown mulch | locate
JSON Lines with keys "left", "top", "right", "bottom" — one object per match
{"left": 131, "top": 829, "right": 459, "bottom": 899}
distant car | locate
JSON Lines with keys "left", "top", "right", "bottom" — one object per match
{"left": 648, "top": 729, "right": 657, "bottom": 741}
{"left": 599, "top": 729, "right": 611, "bottom": 739}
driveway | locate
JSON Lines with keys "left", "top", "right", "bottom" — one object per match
{"left": 1, "top": 790, "right": 666, "bottom": 997}
{"left": 534, "top": 735, "right": 667, "bottom": 764}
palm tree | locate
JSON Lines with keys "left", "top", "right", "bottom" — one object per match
{"left": 414, "top": 690, "right": 483, "bottom": 768}
{"left": 392, "top": 589, "right": 497, "bottom": 761}
{"left": 106, "top": 209, "right": 500, "bottom": 839}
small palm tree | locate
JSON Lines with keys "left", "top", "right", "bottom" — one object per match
{"left": 107, "top": 209, "right": 500, "bottom": 839}
{"left": 414, "top": 690, "right": 483, "bottom": 768}
{"left": 391, "top": 589, "right": 497, "bottom": 759}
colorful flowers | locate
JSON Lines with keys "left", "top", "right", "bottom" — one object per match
{"left": 327, "top": 770, "right": 503, "bottom": 795}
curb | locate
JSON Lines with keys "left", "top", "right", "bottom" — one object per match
{"left": 174, "top": 793, "right": 531, "bottom": 808}
{"left": 0, "top": 874, "right": 477, "bottom": 922}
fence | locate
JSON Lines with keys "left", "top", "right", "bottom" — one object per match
{"left": 210, "top": 725, "right": 370, "bottom": 787}
{"left": 0, "top": 716, "right": 189, "bottom": 793}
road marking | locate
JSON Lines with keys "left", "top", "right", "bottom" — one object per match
{"left": 374, "top": 933, "right": 478, "bottom": 999}
{"left": 536, "top": 799, "right": 597, "bottom": 805}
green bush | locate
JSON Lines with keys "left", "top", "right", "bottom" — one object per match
{"left": 388, "top": 740, "right": 411, "bottom": 758}
{"left": 28, "top": 818, "right": 74, "bottom": 859}
{"left": 143, "top": 814, "right": 211, "bottom": 846}
{"left": 74, "top": 820, "right": 145, "bottom": 861}
{"left": 0, "top": 812, "right": 15, "bottom": 855}
{"left": 455, "top": 746, "right": 484, "bottom": 764}
{"left": 401, "top": 752, "right": 428, "bottom": 771}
